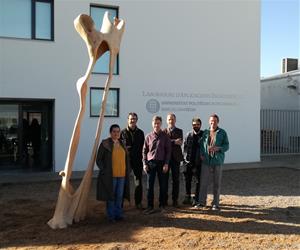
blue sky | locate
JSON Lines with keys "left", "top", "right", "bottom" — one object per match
{"left": 261, "top": 0, "right": 300, "bottom": 77}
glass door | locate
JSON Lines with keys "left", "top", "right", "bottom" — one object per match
{"left": 0, "top": 104, "right": 20, "bottom": 168}
{"left": 21, "top": 102, "right": 53, "bottom": 171}
{"left": 0, "top": 100, "right": 53, "bottom": 171}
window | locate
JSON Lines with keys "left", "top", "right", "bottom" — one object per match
{"left": 0, "top": 0, "right": 54, "bottom": 40}
{"left": 90, "top": 4, "right": 119, "bottom": 74}
{"left": 90, "top": 87, "right": 120, "bottom": 117}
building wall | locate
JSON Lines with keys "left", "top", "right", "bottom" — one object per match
{"left": 261, "top": 71, "right": 300, "bottom": 110}
{"left": 0, "top": 0, "right": 261, "bottom": 171}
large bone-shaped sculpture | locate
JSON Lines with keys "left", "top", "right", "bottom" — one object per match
{"left": 47, "top": 12, "right": 125, "bottom": 229}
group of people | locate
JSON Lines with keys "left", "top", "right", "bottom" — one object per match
{"left": 96, "top": 112, "right": 229, "bottom": 222}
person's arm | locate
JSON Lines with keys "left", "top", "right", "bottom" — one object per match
{"left": 219, "top": 130, "right": 229, "bottom": 153}
{"left": 136, "top": 130, "right": 145, "bottom": 161}
{"left": 199, "top": 131, "right": 206, "bottom": 161}
{"left": 183, "top": 133, "right": 189, "bottom": 156}
{"left": 142, "top": 136, "right": 149, "bottom": 172}
{"left": 140, "top": 130, "right": 145, "bottom": 151}
{"left": 96, "top": 142, "right": 105, "bottom": 172}
{"left": 163, "top": 135, "right": 172, "bottom": 172}
{"left": 120, "top": 130, "right": 125, "bottom": 145}
{"left": 174, "top": 128, "right": 183, "bottom": 146}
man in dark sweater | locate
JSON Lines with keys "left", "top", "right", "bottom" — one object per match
{"left": 121, "top": 112, "right": 145, "bottom": 209}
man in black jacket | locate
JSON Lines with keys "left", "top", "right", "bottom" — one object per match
{"left": 183, "top": 117, "right": 203, "bottom": 206}
{"left": 121, "top": 112, "right": 145, "bottom": 209}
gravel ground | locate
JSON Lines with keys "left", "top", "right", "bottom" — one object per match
{"left": 0, "top": 167, "right": 299, "bottom": 250}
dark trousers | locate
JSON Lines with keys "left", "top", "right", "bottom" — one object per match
{"left": 146, "top": 160, "right": 168, "bottom": 208}
{"left": 165, "top": 159, "right": 180, "bottom": 203}
{"left": 184, "top": 163, "right": 201, "bottom": 201}
{"left": 133, "top": 173, "right": 143, "bottom": 206}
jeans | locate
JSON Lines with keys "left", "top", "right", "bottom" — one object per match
{"left": 198, "top": 164, "right": 222, "bottom": 206}
{"left": 106, "top": 177, "right": 125, "bottom": 220}
{"left": 165, "top": 159, "right": 180, "bottom": 203}
{"left": 146, "top": 160, "right": 168, "bottom": 208}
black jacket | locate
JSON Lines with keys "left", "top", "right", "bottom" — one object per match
{"left": 121, "top": 127, "right": 144, "bottom": 176}
{"left": 184, "top": 130, "right": 203, "bottom": 167}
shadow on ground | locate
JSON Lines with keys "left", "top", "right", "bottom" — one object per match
{"left": 0, "top": 167, "right": 299, "bottom": 248}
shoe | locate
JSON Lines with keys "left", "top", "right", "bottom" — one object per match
{"left": 211, "top": 205, "right": 220, "bottom": 211}
{"left": 159, "top": 206, "right": 167, "bottom": 213}
{"left": 172, "top": 200, "right": 179, "bottom": 208}
{"left": 115, "top": 216, "right": 124, "bottom": 221}
{"left": 182, "top": 195, "right": 192, "bottom": 205}
{"left": 193, "top": 203, "right": 205, "bottom": 209}
{"left": 192, "top": 199, "right": 198, "bottom": 207}
{"left": 143, "top": 207, "right": 155, "bottom": 215}
{"left": 108, "top": 218, "right": 116, "bottom": 223}
{"left": 136, "top": 204, "right": 144, "bottom": 210}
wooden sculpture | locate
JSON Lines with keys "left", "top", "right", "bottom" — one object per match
{"left": 47, "top": 12, "right": 125, "bottom": 229}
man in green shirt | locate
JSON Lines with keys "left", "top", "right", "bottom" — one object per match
{"left": 195, "top": 114, "right": 229, "bottom": 211}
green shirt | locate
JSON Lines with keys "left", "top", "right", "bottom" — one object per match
{"left": 200, "top": 127, "right": 229, "bottom": 166}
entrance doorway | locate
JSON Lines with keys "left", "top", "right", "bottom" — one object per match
{"left": 0, "top": 99, "right": 54, "bottom": 171}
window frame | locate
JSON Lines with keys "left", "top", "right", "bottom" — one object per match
{"left": 90, "top": 87, "right": 120, "bottom": 117}
{"left": 0, "top": 0, "right": 54, "bottom": 41}
{"left": 90, "top": 4, "right": 120, "bottom": 75}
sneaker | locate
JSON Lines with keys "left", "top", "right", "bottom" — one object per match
{"left": 182, "top": 196, "right": 192, "bottom": 205}
{"left": 193, "top": 203, "right": 205, "bottom": 209}
{"left": 143, "top": 207, "right": 155, "bottom": 215}
{"left": 191, "top": 198, "right": 198, "bottom": 207}
{"left": 211, "top": 205, "right": 220, "bottom": 211}
{"left": 115, "top": 216, "right": 124, "bottom": 221}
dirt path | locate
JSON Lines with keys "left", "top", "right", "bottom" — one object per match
{"left": 0, "top": 167, "right": 299, "bottom": 250}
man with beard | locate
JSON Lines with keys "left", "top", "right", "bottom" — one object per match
{"left": 182, "top": 117, "right": 203, "bottom": 206}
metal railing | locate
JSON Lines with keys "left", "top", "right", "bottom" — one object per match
{"left": 261, "top": 109, "right": 300, "bottom": 155}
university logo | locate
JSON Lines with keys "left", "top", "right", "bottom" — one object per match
{"left": 146, "top": 99, "right": 160, "bottom": 113}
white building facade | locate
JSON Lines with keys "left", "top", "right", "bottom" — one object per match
{"left": 0, "top": 0, "right": 261, "bottom": 172}
{"left": 261, "top": 70, "right": 300, "bottom": 110}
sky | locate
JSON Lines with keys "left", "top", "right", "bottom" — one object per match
{"left": 261, "top": 0, "right": 300, "bottom": 77}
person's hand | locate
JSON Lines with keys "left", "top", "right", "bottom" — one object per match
{"left": 174, "top": 138, "right": 183, "bottom": 146}
{"left": 200, "top": 155, "right": 205, "bottom": 161}
{"left": 208, "top": 146, "right": 216, "bottom": 153}
{"left": 210, "top": 146, "right": 220, "bottom": 152}
{"left": 143, "top": 165, "right": 149, "bottom": 173}
{"left": 163, "top": 164, "right": 169, "bottom": 173}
